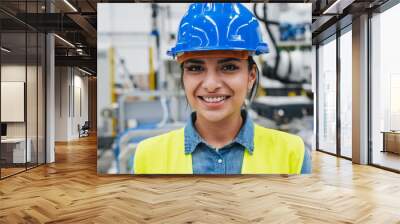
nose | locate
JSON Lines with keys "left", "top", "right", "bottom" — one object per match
{"left": 202, "top": 70, "right": 222, "bottom": 92}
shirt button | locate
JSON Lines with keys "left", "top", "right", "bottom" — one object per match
{"left": 217, "top": 159, "right": 223, "bottom": 164}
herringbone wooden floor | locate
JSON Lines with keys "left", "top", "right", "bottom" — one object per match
{"left": 1, "top": 134, "right": 400, "bottom": 224}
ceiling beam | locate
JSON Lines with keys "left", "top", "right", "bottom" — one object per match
{"left": 55, "top": 55, "right": 96, "bottom": 72}
{"left": 67, "top": 13, "right": 97, "bottom": 46}
{"left": 322, "top": 0, "right": 356, "bottom": 14}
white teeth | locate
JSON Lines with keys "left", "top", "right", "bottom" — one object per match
{"left": 202, "top": 96, "right": 226, "bottom": 103}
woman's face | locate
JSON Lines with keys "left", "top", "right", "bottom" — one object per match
{"left": 182, "top": 57, "right": 256, "bottom": 123}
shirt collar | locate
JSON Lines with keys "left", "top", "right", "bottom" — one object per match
{"left": 184, "top": 110, "right": 254, "bottom": 155}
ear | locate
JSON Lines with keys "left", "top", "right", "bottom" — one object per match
{"left": 248, "top": 64, "right": 257, "bottom": 91}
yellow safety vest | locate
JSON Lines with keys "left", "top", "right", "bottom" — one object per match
{"left": 134, "top": 124, "right": 305, "bottom": 174}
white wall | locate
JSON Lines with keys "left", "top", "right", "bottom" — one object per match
{"left": 72, "top": 73, "right": 89, "bottom": 138}
{"left": 1, "top": 63, "right": 46, "bottom": 163}
{"left": 55, "top": 67, "right": 68, "bottom": 141}
{"left": 1, "top": 65, "right": 28, "bottom": 138}
{"left": 55, "top": 67, "right": 89, "bottom": 141}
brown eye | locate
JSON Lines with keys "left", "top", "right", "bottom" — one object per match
{"left": 222, "top": 64, "right": 239, "bottom": 72}
{"left": 184, "top": 65, "right": 204, "bottom": 72}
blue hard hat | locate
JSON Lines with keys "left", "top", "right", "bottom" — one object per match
{"left": 167, "top": 3, "right": 269, "bottom": 57}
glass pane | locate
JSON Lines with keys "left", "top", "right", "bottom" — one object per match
{"left": 1, "top": 31, "right": 27, "bottom": 177}
{"left": 26, "top": 0, "right": 38, "bottom": 169}
{"left": 27, "top": 31, "right": 38, "bottom": 169}
{"left": 38, "top": 32, "right": 45, "bottom": 165}
{"left": 340, "top": 30, "right": 352, "bottom": 158}
{"left": 318, "top": 37, "right": 337, "bottom": 154}
{"left": 371, "top": 4, "right": 400, "bottom": 171}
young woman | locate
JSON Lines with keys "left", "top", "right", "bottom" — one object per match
{"left": 134, "top": 3, "right": 311, "bottom": 174}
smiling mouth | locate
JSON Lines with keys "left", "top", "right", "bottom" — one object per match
{"left": 198, "top": 96, "right": 231, "bottom": 103}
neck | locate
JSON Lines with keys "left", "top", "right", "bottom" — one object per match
{"left": 194, "top": 111, "right": 243, "bottom": 149}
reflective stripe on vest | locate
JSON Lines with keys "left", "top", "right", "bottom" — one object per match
{"left": 134, "top": 124, "right": 305, "bottom": 174}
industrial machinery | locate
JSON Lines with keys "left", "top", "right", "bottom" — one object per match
{"left": 250, "top": 3, "right": 313, "bottom": 128}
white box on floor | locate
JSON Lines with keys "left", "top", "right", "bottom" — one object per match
{"left": 0, "top": 138, "right": 31, "bottom": 163}
{"left": 13, "top": 139, "right": 31, "bottom": 163}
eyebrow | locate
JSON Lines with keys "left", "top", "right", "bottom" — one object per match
{"left": 184, "top": 59, "right": 205, "bottom": 64}
{"left": 217, "top": 58, "right": 241, "bottom": 64}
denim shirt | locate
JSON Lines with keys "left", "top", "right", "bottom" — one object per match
{"left": 184, "top": 111, "right": 312, "bottom": 174}
{"left": 132, "top": 111, "right": 312, "bottom": 174}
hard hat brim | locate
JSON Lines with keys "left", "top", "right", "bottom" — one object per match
{"left": 176, "top": 50, "right": 250, "bottom": 64}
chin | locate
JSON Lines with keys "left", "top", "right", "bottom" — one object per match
{"left": 196, "top": 109, "right": 234, "bottom": 123}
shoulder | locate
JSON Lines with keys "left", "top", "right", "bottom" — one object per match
{"left": 134, "top": 128, "right": 191, "bottom": 174}
{"left": 254, "top": 124, "right": 303, "bottom": 142}
{"left": 137, "top": 128, "right": 184, "bottom": 151}
{"left": 245, "top": 124, "right": 305, "bottom": 174}
{"left": 135, "top": 128, "right": 184, "bottom": 171}
{"left": 254, "top": 124, "right": 304, "bottom": 151}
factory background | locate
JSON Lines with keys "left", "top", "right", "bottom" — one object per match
{"left": 0, "top": 0, "right": 400, "bottom": 222}
{"left": 97, "top": 3, "right": 313, "bottom": 174}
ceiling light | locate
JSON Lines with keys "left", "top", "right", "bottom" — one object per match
{"left": 323, "top": 0, "right": 354, "bottom": 15}
{"left": 1, "top": 47, "right": 11, "bottom": 53}
{"left": 63, "top": 0, "right": 78, "bottom": 12}
{"left": 54, "top": 34, "right": 75, "bottom": 48}
{"left": 78, "top": 67, "right": 92, "bottom": 76}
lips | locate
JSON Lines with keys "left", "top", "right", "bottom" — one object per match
{"left": 201, "top": 96, "right": 227, "bottom": 103}
{"left": 198, "top": 95, "right": 231, "bottom": 106}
